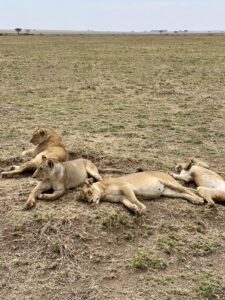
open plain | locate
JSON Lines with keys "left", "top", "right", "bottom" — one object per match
{"left": 0, "top": 34, "right": 225, "bottom": 299}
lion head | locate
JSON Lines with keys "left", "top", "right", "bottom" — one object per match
{"left": 30, "top": 127, "right": 51, "bottom": 145}
{"left": 32, "top": 155, "right": 55, "bottom": 181}
{"left": 175, "top": 157, "right": 209, "bottom": 172}
{"left": 79, "top": 179, "right": 101, "bottom": 204}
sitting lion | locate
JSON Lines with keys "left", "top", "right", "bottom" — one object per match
{"left": 1, "top": 127, "right": 67, "bottom": 178}
{"left": 26, "top": 155, "right": 102, "bottom": 208}
{"left": 171, "top": 157, "right": 225, "bottom": 206}
{"left": 78, "top": 171, "right": 204, "bottom": 214}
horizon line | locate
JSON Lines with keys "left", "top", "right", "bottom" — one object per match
{"left": 1, "top": 28, "right": 225, "bottom": 33}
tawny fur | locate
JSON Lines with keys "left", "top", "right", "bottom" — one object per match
{"left": 78, "top": 171, "right": 204, "bottom": 214}
{"left": 1, "top": 127, "right": 67, "bottom": 178}
{"left": 26, "top": 156, "right": 102, "bottom": 208}
{"left": 171, "top": 157, "right": 225, "bottom": 206}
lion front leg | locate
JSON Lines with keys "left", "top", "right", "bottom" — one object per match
{"left": 170, "top": 171, "right": 192, "bottom": 183}
{"left": 38, "top": 188, "right": 65, "bottom": 201}
{"left": 26, "top": 181, "right": 52, "bottom": 209}
{"left": 120, "top": 185, "right": 146, "bottom": 214}
{"left": 122, "top": 198, "right": 145, "bottom": 215}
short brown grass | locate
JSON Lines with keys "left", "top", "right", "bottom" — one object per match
{"left": 0, "top": 34, "right": 225, "bottom": 299}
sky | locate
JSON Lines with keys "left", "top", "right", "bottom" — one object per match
{"left": 0, "top": 0, "right": 225, "bottom": 32}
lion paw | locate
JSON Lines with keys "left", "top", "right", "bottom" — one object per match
{"left": 26, "top": 199, "right": 36, "bottom": 209}
{"left": 9, "top": 165, "right": 19, "bottom": 171}
{"left": 21, "top": 151, "right": 27, "bottom": 157}
{"left": 207, "top": 200, "right": 216, "bottom": 208}
{"left": 22, "top": 150, "right": 32, "bottom": 157}
{"left": 196, "top": 197, "right": 205, "bottom": 205}
{"left": 1, "top": 172, "right": 9, "bottom": 178}
{"left": 133, "top": 205, "right": 146, "bottom": 215}
{"left": 169, "top": 172, "right": 176, "bottom": 178}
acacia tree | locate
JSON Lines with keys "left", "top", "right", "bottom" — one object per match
{"left": 25, "top": 29, "right": 31, "bottom": 34}
{"left": 15, "top": 28, "right": 22, "bottom": 35}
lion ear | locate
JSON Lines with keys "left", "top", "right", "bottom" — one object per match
{"left": 47, "top": 159, "right": 54, "bottom": 169}
{"left": 42, "top": 155, "right": 47, "bottom": 161}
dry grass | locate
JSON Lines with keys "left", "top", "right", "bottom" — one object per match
{"left": 0, "top": 34, "right": 225, "bottom": 299}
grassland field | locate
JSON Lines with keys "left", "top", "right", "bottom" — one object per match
{"left": 0, "top": 34, "right": 225, "bottom": 299}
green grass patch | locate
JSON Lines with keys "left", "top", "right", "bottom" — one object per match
{"left": 132, "top": 248, "right": 167, "bottom": 271}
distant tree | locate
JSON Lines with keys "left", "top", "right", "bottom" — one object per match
{"left": 25, "top": 29, "right": 31, "bottom": 34}
{"left": 159, "top": 30, "right": 167, "bottom": 34}
{"left": 15, "top": 28, "right": 22, "bottom": 35}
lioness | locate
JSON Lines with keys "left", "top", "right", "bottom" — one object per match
{"left": 171, "top": 157, "right": 225, "bottom": 206}
{"left": 77, "top": 171, "right": 204, "bottom": 214}
{"left": 26, "top": 155, "right": 102, "bottom": 208}
{"left": 1, "top": 127, "right": 67, "bottom": 178}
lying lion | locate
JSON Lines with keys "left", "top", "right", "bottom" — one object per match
{"left": 171, "top": 157, "right": 225, "bottom": 206}
{"left": 26, "top": 155, "right": 102, "bottom": 208}
{"left": 1, "top": 127, "right": 67, "bottom": 178}
{"left": 77, "top": 171, "right": 204, "bottom": 214}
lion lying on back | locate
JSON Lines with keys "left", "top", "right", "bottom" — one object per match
{"left": 1, "top": 127, "right": 67, "bottom": 178}
{"left": 78, "top": 171, "right": 204, "bottom": 214}
{"left": 26, "top": 155, "right": 102, "bottom": 208}
{"left": 171, "top": 157, "right": 225, "bottom": 206}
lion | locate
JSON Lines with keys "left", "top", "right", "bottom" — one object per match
{"left": 171, "top": 157, "right": 225, "bottom": 206}
{"left": 26, "top": 155, "right": 102, "bottom": 208}
{"left": 77, "top": 171, "right": 204, "bottom": 214}
{"left": 1, "top": 127, "right": 67, "bottom": 178}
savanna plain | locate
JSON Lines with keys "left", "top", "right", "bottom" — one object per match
{"left": 0, "top": 34, "right": 225, "bottom": 299}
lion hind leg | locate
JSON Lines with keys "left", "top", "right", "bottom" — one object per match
{"left": 38, "top": 189, "right": 65, "bottom": 201}
{"left": 85, "top": 161, "right": 103, "bottom": 181}
{"left": 162, "top": 187, "right": 204, "bottom": 205}
{"left": 159, "top": 179, "right": 203, "bottom": 203}
{"left": 1, "top": 157, "right": 41, "bottom": 178}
